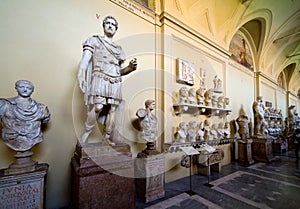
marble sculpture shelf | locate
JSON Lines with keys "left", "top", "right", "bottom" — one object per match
{"left": 173, "top": 103, "right": 231, "bottom": 117}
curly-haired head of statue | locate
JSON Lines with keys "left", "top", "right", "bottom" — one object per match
{"left": 102, "top": 15, "right": 118, "bottom": 30}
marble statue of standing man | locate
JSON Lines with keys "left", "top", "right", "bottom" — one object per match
{"left": 252, "top": 96, "right": 267, "bottom": 136}
{"left": 77, "top": 16, "right": 137, "bottom": 145}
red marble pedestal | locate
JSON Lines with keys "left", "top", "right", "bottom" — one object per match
{"left": 71, "top": 142, "right": 135, "bottom": 209}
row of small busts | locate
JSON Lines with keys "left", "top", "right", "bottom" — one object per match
{"left": 267, "top": 120, "right": 282, "bottom": 135}
{"left": 174, "top": 120, "right": 230, "bottom": 144}
{"left": 264, "top": 108, "right": 282, "bottom": 118}
{"left": 178, "top": 86, "right": 230, "bottom": 109}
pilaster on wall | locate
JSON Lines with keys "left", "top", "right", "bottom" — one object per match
{"left": 254, "top": 71, "right": 260, "bottom": 99}
{"left": 255, "top": 72, "right": 277, "bottom": 97}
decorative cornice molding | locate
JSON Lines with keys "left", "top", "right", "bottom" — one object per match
{"left": 255, "top": 71, "right": 278, "bottom": 86}
{"left": 159, "top": 11, "right": 231, "bottom": 57}
{"left": 109, "top": 0, "right": 156, "bottom": 24}
{"left": 287, "top": 90, "right": 298, "bottom": 98}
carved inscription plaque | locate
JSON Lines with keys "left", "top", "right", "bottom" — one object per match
{"left": 0, "top": 165, "right": 48, "bottom": 209}
{"left": 135, "top": 154, "right": 165, "bottom": 203}
{"left": 0, "top": 181, "right": 42, "bottom": 208}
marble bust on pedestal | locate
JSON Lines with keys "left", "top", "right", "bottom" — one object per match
{"left": 0, "top": 80, "right": 50, "bottom": 174}
{"left": 136, "top": 99, "right": 159, "bottom": 153}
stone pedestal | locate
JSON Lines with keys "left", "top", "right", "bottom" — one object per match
{"left": 252, "top": 135, "right": 275, "bottom": 163}
{"left": 135, "top": 151, "right": 165, "bottom": 203}
{"left": 272, "top": 138, "right": 288, "bottom": 153}
{"left": 197, "top": 149, "right": 224, "bottom": 176}
{"left": 238, "top": 139, "right": 254, "bottom": 166}
{"left": 5, "top": 151, "right": 37, "bottom": 175}
{"left": 71, "top": 142, "right": 135, "bottom": 209}
{"left": 0, "top": 163, "right": 49, "bottom": 209}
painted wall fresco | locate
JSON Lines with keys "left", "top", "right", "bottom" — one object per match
{"left": 277, "top": 72, "right": 286, "bottom": 89}
{"left": 229, "top": 34, "right": 254, "bottom": 71}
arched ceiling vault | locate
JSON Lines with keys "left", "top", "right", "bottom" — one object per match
{"left": 161, "top": 0, "right": 300, "bottom": 94}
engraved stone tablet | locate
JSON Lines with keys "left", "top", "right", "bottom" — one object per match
{"left": 135, "top": 153, "right": 165, "bottom": 203}
{"left": 0, "top": 164, "right": 48, "bottom": 209}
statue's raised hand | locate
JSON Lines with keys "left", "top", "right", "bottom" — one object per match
{"left": 129, "top": 58, "right": 137, "bottom": 71}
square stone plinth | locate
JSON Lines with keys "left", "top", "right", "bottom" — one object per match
{"left": 135, "top": 153, "right": 165, "bottom": 203}
{"left": 0, "top": 163, "right": 48, "bottom": 209}
{"left": 71, "top": 143, "right": 135, "bottom": 209}
{"left": 238, "top": 139, "right": 254, "bottom": 166}
{"left": 252, "top": 135, "right": 275, "bottom": 163}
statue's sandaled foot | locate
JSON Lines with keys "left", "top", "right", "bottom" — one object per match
{"left": 103, "top": 134, "right": 115, "bottom": 146}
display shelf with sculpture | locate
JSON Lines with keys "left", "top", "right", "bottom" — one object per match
{"left": 134, "top": 99, "right": 165, "bottom": 203}
{"left": 168, "top": 116, "right": 234, "bottom": 151}
{"left": 264, "top": 107, "right": 283, "bottom": 137}
{"left": 164, "top": 137, "right": 236, "bottom": 153}
{"left": 169, "top": 75, "right": 234, "bottom": 157}
{"left": 0, "top": 80, "right": 50, "bottom": 209}
{"left": 167, "top": 74, "right": 235, "bottom": 181}
{"left": 173, "top": 103, "right": 231, "bottom": 116}
{"left": 264, "top": 107, "right": 287, "bottom": 153}
{"left": 174, "top": 79, "right": 230, "bottom": 116}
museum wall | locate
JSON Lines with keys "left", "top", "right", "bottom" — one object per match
{"left": 276, "top": 88, "right": 287, "bottom": 119}
{"left": 226, "top": 61, "right": 255, "bottom": 121}
{"left": 159, "top": 16, "right": 234, "bottom": 182}
{"left": 289, "top": 94, "right": 299, "bottom": 109}
{"left": 260, "top": 78, "right": 277, "bottom": 107}
{"left": 0, "top": 0, "right": 157, "bottom": 208}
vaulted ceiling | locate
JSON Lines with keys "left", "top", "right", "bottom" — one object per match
{"left": 161, "top": 0, "right": 300, "bottom": 96}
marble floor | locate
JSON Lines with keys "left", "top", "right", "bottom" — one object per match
{"left": 136, "top": 151, "right": 300, "bottom": 209}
